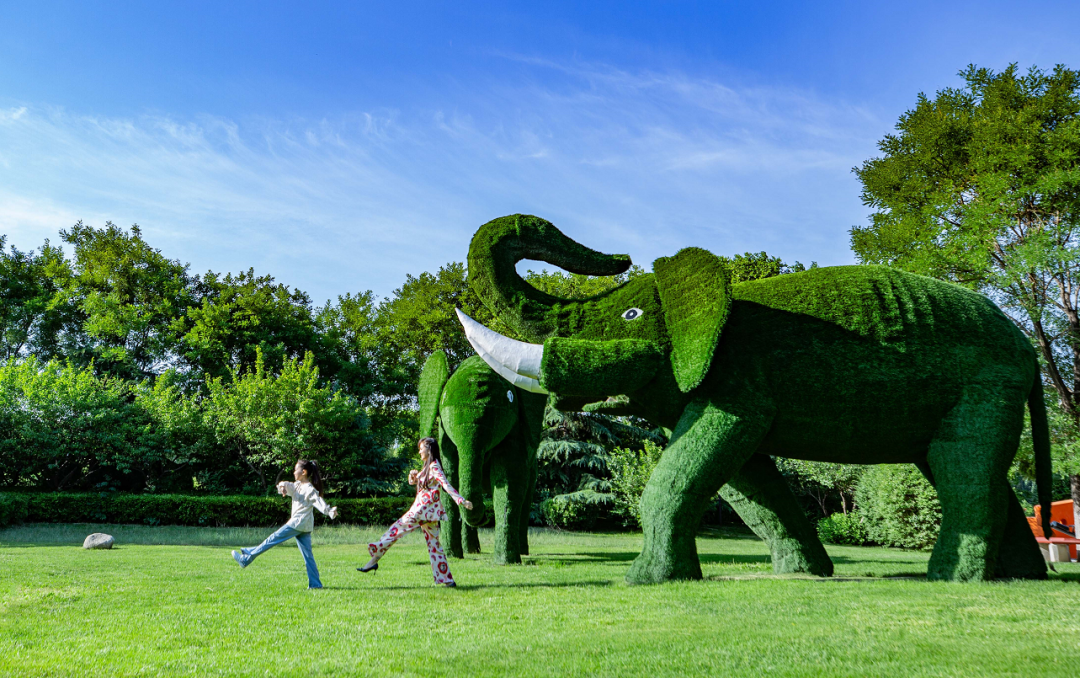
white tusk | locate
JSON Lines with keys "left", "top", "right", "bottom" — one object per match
{"left": 455, "top": 309, "right": 548, "bottom": 394}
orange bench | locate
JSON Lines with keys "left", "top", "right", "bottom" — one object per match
{"left": 1028, "top": 500, "right": 1079, "bottom": 561}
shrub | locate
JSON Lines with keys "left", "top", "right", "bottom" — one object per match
{"left": 1, "top": 493, "right": 411, "bottom": 528}
{"left": 816, "top": 511, "right": 871, "bottom": 546}
{"left": 0, "top": 356, "right": 162, "bottom": 492}
{"left": 541, "top": 491, "right": 610, "bottom": 530}
{"left": 855, "top": 464, "right": 941, "bottom": 550}
{"left": 608, "top": 440, "right": 663, "bottom": 527}
{"left": 0, "top": 492, "right": 29, "bottom": 527}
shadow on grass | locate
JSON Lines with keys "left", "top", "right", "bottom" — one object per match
{"left": 532, "top": 551, "right": 774, "bottom": 566}
{"left": 829, "top": 556, "right": 926, "bottom": 564}
{"left": 335, "top": 580, "right": 618, "bottom": 591}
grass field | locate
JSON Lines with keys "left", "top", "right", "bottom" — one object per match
{"left": 2, "top": 523, "right": 1079, "bottom": 677}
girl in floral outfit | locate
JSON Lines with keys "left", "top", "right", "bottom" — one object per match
{"left": 358, "top": 437, "right": 472, "bottom": 586}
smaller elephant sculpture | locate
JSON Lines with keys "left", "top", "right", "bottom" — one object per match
{"left": 418, "top": 351, "right": 547, "bottom": 564}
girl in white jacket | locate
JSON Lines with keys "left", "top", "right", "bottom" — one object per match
{"left": 232, "top": 459, "right": 338, "bottom": 589}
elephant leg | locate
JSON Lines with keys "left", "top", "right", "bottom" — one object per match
{"left": 994, "top": 485, "right": 1049, "bottom": 579}
{"left": 490, "top": 436, "right": 529, "bottom": 565}
{"left": 627, "top": 396, "right": 773, "bottom": 585}
{"left": 438, "top": 428, "right": 465, "bottom": 559}
{"left": 720, "top": 454, "right": 833, "bottom": 576}
{"left": 915, "top": 461, "right": 1045, "bottom": 580}
{"left": 464, "top": 524, "right": 481, "bottom": 554}
{"left": 925, "top": 383, "right": 1025, "bottom": 582}
{"left": 519, "top": 444, "right": 538, "bottom": 557}
{"left": 516, "top": 390, "right": 548, "bottom": 559}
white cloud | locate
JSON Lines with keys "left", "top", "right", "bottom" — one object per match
{"left": 0, "top": 62, "right": 883, "bottom": 302}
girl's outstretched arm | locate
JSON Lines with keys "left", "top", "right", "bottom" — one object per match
{"left": 431, "top": 460, "right": 469, "bottom": 507}
{"left": 300, "top": 484, "right": 335, "bottom": 518}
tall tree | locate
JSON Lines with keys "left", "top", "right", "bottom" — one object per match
{"left": 60, "top": 222, "right": 194, "bottom": 380}
{"left": 0, "top": 238, "right": 81, "bottom": 361}
{"left": 176, "top": 268, "right": 318, "bottom": 385}
{"left": 851, "top": 63, "right": 1080, "bottom": 522}
{"left": 373, "top": 262, "right": 507, "bottom": 392}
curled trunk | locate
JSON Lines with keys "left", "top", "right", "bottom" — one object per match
{"left": 467, "top": 214, "right": 631, "bottom": 342}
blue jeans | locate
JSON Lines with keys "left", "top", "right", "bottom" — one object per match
{"left": 240, "top": 524, "right": 322, "bottom": 588}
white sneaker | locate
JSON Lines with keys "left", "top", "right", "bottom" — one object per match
{"left": 231, "top": 550, "right": 248, "bottom": 568}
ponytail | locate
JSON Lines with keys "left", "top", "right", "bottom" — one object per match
{"left": 297, "top": 459, "right": 325, "bottom": 495}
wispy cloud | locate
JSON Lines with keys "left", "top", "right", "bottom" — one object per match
{"left": 0, "top": 60, "right": 885, "bottom": 302}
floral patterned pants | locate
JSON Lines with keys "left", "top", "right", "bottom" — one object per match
{"left": 368, "top": 516, "right": 455, "bottom": 585}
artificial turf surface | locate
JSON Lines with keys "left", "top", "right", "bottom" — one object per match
{"left": 1, "top": 524, "right": 1078, "bottom": 676}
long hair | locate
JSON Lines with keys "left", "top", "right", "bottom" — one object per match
{"left": 415, "top": 437, "right": 440, "bottom": 488}
{"left": 297, "top": 459, "right": 325, "bottom": 495}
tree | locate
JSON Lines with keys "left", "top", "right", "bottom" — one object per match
{"left": 716, "top": 252, "right": 815, "bottom": 284}
{"left": 851, "top": 63, "right": 1080, "bottom": 522}
{"left": 523, "top": 265, "right": 647, "bottom": 299}
{"left": 60, "top": 222, "right": 195, "bottom": 380}
{"left": 203, "top": 349, "right": 390, "bottom": 495}
{"left": 177, "top": 268, "right": 319, "bottom": 385}
{"left": 0, "top": 238, "right": 81, "bottom": 361}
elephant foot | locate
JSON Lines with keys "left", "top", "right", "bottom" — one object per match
{"left": 625, "top": 549, "right": 702, "bottom": 585}
{"left": 492, "top": 552, "right": 522, "bottom": 565}
{"left": 927, "top": 535, "right": 995, "bottom": 582}
{"left": 771, "top": 540, "right": 833, "bottom": 577}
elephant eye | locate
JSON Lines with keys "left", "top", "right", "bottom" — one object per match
{"left": 621, "top": 307, "right": 643, "bottom": 321}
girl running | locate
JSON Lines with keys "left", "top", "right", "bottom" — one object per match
{"left": 358, "top": 437, "right": 472, "bottom": 586}
{"left": 232, "top": 459, "right": 338, "bottom": 589}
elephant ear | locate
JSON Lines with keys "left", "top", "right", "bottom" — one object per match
{"left": 418, "top": 351, "right": 451, "bottom": 437}
{"left": 653, "top": 247, "right": 732, "bottom": 393}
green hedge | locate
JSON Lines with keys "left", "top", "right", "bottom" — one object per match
{"left": 0, "top": 492, "right": 412, "bottom": 528}
{"left": 0, "top": 492, "right": 29, "bottom": 527}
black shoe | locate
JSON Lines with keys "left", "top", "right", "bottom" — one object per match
{"left": 358, "top": 563, "right": 378, "bottom": 573}
{"left": 445, "top": 582, "right": 457, "bottom": 588}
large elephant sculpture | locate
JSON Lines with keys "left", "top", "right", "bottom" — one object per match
{"left": 456, "top": 214, "right": 1053, "bottom": 584}
{"left": 418, "top": 351, "right": 547, "bottom": 564}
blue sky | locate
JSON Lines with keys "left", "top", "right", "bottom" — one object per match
{"left": 2, "top": 1, "right": 1080, "bottom": 303}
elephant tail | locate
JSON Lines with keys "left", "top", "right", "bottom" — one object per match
{"left": 1028, "top": 376, "right": 1053, "bottom": 539}
{"left": 419, "top": 351, "right": 451, "bottom": 438}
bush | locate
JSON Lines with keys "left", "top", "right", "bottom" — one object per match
{"left": 816, "top": 511, "right": 871, "bottom": 546}
{"left": 608, "top": 440, "right": 663, "bottom": 527}
{"left": 0, "top": 357, "right": 162, "bottom": 492}
{"left": 855, "top": 465, "right": 941, "bottom": 550}
{"left": 0, "top": 493, "right": 411, "bottom": 528}
{"left": 0, "top": 492, "right": 29, "bottom": 527}
{"left": 541, "top": 491, "right": 610, "bottom": 530}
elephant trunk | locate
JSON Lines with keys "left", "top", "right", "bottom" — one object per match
{"left": 457, "top": 442, "right": 488, "bottom": 527}
{"left": 467, "top": 214, "right": 632, "bottom": 342}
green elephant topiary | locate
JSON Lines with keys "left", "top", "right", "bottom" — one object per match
{"left": 419, "top": 351, "right": 547, "bottom": 565}
{"left": 457, "top": 214, "right": 1053, "bottom": 584}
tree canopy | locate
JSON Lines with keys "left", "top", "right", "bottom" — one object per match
{"left": 852, "top": 63, "right": 1080, "bottom": 487}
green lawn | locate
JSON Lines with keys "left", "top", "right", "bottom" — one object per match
{"left": 2, "top": 524, "right": 1078, "bottom": 677}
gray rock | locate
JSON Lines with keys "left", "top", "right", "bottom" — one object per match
{"left": 83, "top": 533, "right": 114, "bottom": 550}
